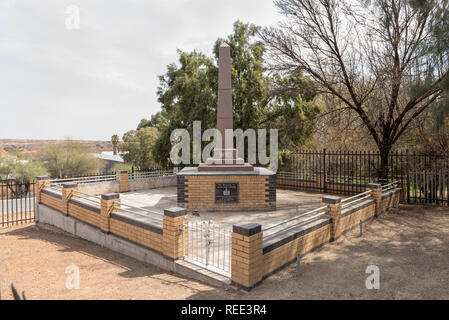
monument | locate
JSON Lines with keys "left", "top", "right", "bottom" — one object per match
{"left": 177, "top": 43, "right": 276, "bottom": 212}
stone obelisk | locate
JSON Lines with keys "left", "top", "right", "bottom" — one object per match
{"left": 198, "top": 43, "right": 253, "bottom": 172}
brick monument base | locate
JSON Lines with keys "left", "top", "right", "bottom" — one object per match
{"left": 177, "top": 167, "right": 276, "bottom": 212}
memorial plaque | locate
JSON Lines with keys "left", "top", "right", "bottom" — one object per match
{"left": 215, "top": 183, "right": 239, "bottom": 203}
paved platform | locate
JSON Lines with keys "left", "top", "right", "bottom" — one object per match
{"left": 119, "top": 187, "right": 329, "bottom": 228}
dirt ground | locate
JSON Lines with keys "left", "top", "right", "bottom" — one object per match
{"left": 1, "top": 204, "right": 448, "bottom": 300}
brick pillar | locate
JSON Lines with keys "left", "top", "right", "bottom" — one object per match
{"left": 321, "top": 196, "right": 342, "bottom": 241}
{"left": 62, "top": 183, "right": 78, "bottom": 215}
{"left": 163, "top": 207, "right": 187, "bottom": 260}
{"left": 36, "top": 176, "right": 50, "bottom": 203}
{"left": 231, "top": 223, "right": 263, "bottom": 291}
{"left": 367, "top": 183, "right": 382, "bottom": 216}
{"left": 316, "top": 171, "right": 326, "bottom": 191}
{"left": 118, "top": 171, "right": 129, "bottom": 193}
{"left": 100, "top": 193, "right": 120, "bottom": 233}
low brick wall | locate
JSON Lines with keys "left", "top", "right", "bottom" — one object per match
{"left": 36, "top": 177, "right": 186, "bottom": 262}
{"left": 262, "top": 219, "right": 331, "bottom": 277}
{"left": 230, "top": 185, "right": 402, "bottom": 291}
{"left": 109, "top": 211, "right": 163, "bottom": 253}
{"left": 68, "top": 199, "right": 102, "bottom": 228}
{"left": 37, "top": 175, "right": 402, "bottom": 292}
{"left": 40, "top": 189, "right": 63, "bottom": 211}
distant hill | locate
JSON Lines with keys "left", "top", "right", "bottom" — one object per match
{"left": 0, "top": 139, "right": 113, "bottom": 158}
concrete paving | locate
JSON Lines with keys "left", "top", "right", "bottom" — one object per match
{"left": 119, "top": 187, "right": 331, "bottom": 229}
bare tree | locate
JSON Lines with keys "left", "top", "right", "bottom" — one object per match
{"left": 261, "top": 0, "right": 448, "bottom": 177}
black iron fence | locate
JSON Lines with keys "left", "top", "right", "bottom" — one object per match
{"left": 0, "top": 181, "right": 36, "bottom": 227}
{"left": 278, "top": 150, "right": 449, "bottom": 206}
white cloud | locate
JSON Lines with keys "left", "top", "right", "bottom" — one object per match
{"left": 0, "top": 0, "right": 280, "bottom": 140}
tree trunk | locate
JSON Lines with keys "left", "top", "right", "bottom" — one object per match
{"left": 378, "top": 143, "right": 392, "bottom": 182}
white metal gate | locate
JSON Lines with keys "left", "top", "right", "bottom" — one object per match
{"left": 182, "top": 219, "right": 231, "bottom": 277}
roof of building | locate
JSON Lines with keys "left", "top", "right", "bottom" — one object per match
{"left": 92, "top": 151, "right": 124, "bottom": 163}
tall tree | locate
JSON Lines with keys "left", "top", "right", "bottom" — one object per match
{"left": 111, "top": 134, "right": 119, "bottom": 156}
{"left": 119, "top": 127, "right": 160, "bottom": 169}
{"left": 261, "top": 0, "right": 449, "bottom": 177}
{"left": 137, "top": 110, "right": 169, "bottom": 131}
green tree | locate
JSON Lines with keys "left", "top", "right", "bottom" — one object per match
{"left": 0, "top": 156, "right": 47, "bottom": 197}
{"left": 111, "top": 134, "right": 120, "bottom": 156}
{"left": 39, "top": 140, "right": 105, "bottom": 178}
{"left": 152, "top": 21, "right": 320, "bottom": 166}
{"left": 137, "top": 110, "right": 169, "bottom": 130}
{"left": 0, "top": 156, "right": 15, "bottom": 179}
{"left": 111, "top": 162, "right": 133, "bottom": 173}
{"left": 119, "top": 127, "right": 160, "bottom": 169}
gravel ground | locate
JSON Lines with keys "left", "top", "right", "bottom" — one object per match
{"left": 1, "top": 204, "right": 448, "bottom": 300}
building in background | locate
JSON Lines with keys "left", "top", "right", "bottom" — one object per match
{"left": 92, "top": 151, "right": 124, "bottom": 173}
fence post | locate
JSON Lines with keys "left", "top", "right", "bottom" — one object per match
{"left": 323, "top": 148, "right": 327, "bottom": 193}
{"left": 118, "top": 171, "right": 129, "bottom": 193}
{"left": 231, "top": 223, "right": 263, "bottom": 291}
{"left": 316, "top": 171, "right": 326, "bottom": 192}
{"left": 100, "top": 193, "right": 120, "bottom": 233}
{"left": 321, "top": 196, "right": 342, "bottom": 241}
{"left": 62, "top": 183, "right": 78, "bottom": 216}
{"left": 163, "top": 207, "right": 188, "bottom": 260}
{"left": 367, "top": 183, "right": 382, "bottom": 216}
{"left": 406, "top": 150, "right": 411, "bottom": 204}
{"left": 36, "top": 176, "right": 50, "bottom": 203}
{"left": 398, "top": 176, "right": 407, "bottom": 203}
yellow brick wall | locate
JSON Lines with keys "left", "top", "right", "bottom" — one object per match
{"left": 262, "top": 225, "right": 331, "bottom": 276}
{"left": 259, "top": 198, "right": 387, "bottom": 282}
{"left": 109, "top": 218, "right": 163, "bottom": 252}
{"left": 162, "top": 215, "right": 186, "bottom": 259}
{"left": 41, "top": 193, "right": 62, "bottom": 212}
{"left": 67, "top": 202, "right": 101, "bottom": 227}
{"left": 338, "top": 204, "right": 375, "bottom": 236}
{"left": 184, "top": 175, "right": 273, "bottom": 211}
{"left": 231, "top": 232, "right": 263, "bottom": 289}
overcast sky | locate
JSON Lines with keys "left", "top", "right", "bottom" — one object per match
{"left": 0, "top": 0, "right": 281, "bottom": 141}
